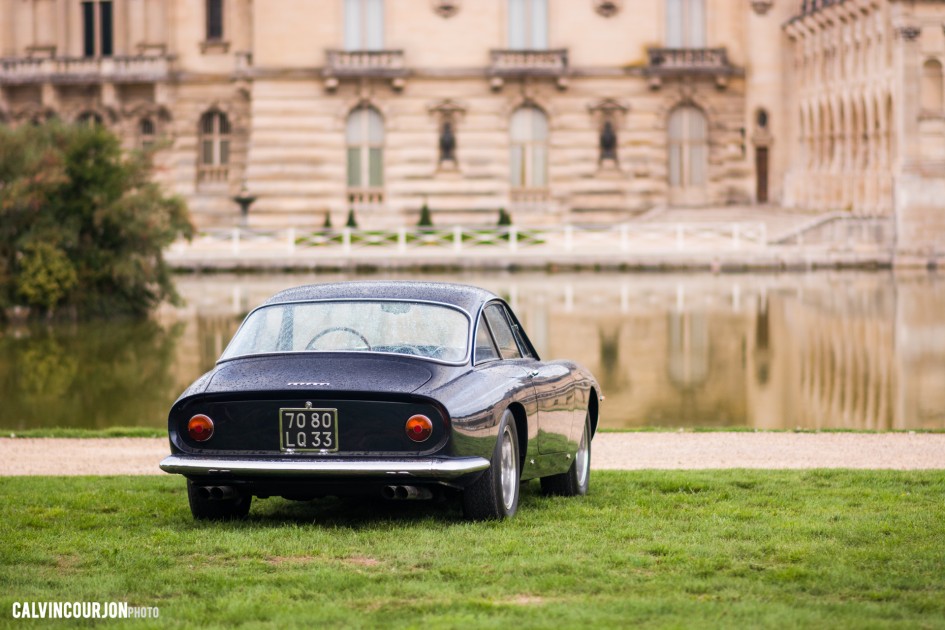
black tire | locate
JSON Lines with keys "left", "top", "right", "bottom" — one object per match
{"left": 541, "top": 413, "right": 591, "bottom": 497}
{"left": 187, "top": 480, "right": 252, "bottom": 521}
{"left": 462, "top": 410, "right": 520, "bottom": 521}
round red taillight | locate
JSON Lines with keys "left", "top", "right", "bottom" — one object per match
{"left": 405, "top": 414, "right": 433, "bottom": 443}
{"left": 188, "top": 414, "right": 214, "bottom": 442}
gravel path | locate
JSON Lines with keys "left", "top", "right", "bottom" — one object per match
{"left": 1, "top": 433, "right": 944, "bottom": 476}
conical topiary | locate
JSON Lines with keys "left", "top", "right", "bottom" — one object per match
{"left": 417, "top": 203, "right": 433, "bottom": 227}
{"left": 346, "top": 209, "right": 358, "bottom": 228}
{"left": 323, "top": 212, "right": 332, "bottom": 229}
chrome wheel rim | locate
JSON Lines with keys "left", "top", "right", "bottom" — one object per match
{"left": 575, "top": 421, "right": 589, "bottom": 488}
{"left": 500, "top": 425, "right": 517, "bottom": 511}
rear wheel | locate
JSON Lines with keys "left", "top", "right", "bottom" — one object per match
{"left": 540, "top": 413, "right": 591, "bottom": 497}
{"left": 187, "top": 480, "right": 252, "bottom": 521}
{"left": 462, "top": 410, "right": 520, "bottom": 521}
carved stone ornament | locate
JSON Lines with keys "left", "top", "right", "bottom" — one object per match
{"left": 594, "top": 0, "right": 621, "bottom": 18}
{"left": 750, "top": 0, "right": 774, "bottom": 16}
{"left": 432, "top": 0, "right": 460, "bottom": 18}
{"left": 896, "top": 26, "right": 921, "bottom": 41}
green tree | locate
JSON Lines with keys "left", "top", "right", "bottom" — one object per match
{"left": 0, "top": 122, "right": 193, "bottom": 320}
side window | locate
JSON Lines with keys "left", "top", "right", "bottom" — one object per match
{"left": 474, "top": 316, "right": 500, "bottom": 364}
{"left": 484, "top": 304, "right": 522, "bottom": 360}
{"left": 509, "top": 316, "right": 534, "bottom": 359}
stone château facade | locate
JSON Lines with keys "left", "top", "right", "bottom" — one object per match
{"left": 0, "top": 0, "right": 942, "bottom": 246}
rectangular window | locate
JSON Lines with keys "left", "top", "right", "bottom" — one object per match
{"left": 206, "top": 0, "right": 224, "bottom": 41}
{"left": 100, "top": 1, "right": 113, "bottom": 57}
{"left": 365, "top": 0, "right": 384, "bottom": 50}
{"left": 508, "top": 0, "right": 547, "bottom": 50}
{"left": 510, "top": 146, "right": 524, "bottom": 188}
{"left": 82, "top": 2, "right": 95, "bottom": 57}
{"left": 529, "top": 0, "right": 548, "bottom": 49}
{"left": 508, "top": 0, "right": 526, "bottom": 49}
{"left": 345, "top": 0, "right": 383, "bottom": 50}
{"left": 666, "top": 0, "right": 705, "bottom": 48}
{"left": 347, "top": 148, "right": 362, "bottom": 187}
{"left": 531, "top": 146, "right": 547, "bottom": 187}
{"left": 368, "top": 148, "right": 383, "bottom": 187}
{"left": 201, "top": 140, "right": 214, "bottom": 166}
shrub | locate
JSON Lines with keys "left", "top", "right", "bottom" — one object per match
{"left": 346, "top": 209, "right": 358, "bottom": 228}
{"left": 497, "top": 208, "right": 512, "bottom": 226}
{"left": 0, "top": 122, "right": 193, "bottom": 320}
{"left": 323, "top": 212, "right": 332, "bottom": 229}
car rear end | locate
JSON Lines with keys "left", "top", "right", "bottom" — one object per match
{"left": 160, "top": 390, "right": 489, "bottom": 502}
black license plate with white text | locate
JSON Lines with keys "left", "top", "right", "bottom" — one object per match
{"left": 280, "top": 407, "right": 339, "bottom": 452}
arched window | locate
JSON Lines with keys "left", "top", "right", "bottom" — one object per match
{"left": 667, "top": 105, "right": 707, "bottom": 196}
{"left": 509, "top": 106, "right": 548, "bottom": 190}
{"left": 921, "top": 59, "right": 944, "bottom": 112}
{"left": 345, "top": 0, "right": 384, "bottom": 50}
{"left": 198, "top": 110, "right": 230, "bottom": 182}
{"left": 76, "top": 111, "right": 103, "bottom": 128}
{"left": 508, "top": 0, "right": 548, "bottom": 50}
{"left": 346, "top": 106, "right": 384, "bottom": 195}
{"left": 666, "top": 0, "right": 705, "bottom": 48}
{"left": 139, "top": 118, "right": 156, "bottom": 150}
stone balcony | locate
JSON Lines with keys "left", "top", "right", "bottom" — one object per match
{"left": 323, "top": 49, "right": 406, "bottom": 90}
{"left": 644, "top": 47, "right": 736, "bottom": 88}
{"left": 489, "top": 49, "right": 569, "bottom": 89}
{"left": 0, "top": 55, "right": 173, "bottom": 85}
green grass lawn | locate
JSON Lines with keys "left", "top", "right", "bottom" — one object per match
{"left": 3, "top": 471, "right": 945, "bottom": 628}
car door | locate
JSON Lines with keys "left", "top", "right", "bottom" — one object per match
{"left": 483, "top": 303, "right": 574, "bottom": 454}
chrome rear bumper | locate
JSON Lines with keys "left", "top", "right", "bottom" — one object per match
{"left": 159, "top": 454, "right": 490, "bottom": 480}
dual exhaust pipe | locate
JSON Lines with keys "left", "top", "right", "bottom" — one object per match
{"left": 196, "top": 485, "right": 238, "bottom": 501}
{"left": 382, "top": 485, "right": 433, "bottom": 501}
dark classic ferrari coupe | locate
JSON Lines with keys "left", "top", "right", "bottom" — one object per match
{"left": 160, "top": 281, "right": 602, "bottom": 521}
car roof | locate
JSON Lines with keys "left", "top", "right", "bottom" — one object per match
{"left": 262, "top": 281, "right": 500, "bottom": 315}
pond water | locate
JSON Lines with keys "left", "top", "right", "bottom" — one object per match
{"left": 2, "top": 271, "right": 943, "bottom": 431}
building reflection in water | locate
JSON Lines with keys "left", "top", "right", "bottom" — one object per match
{"left": 161, "top": 271, "right": 943, "bottom": 431}
{"left": 2, "top": 271, "right": 941, "bottom": 431}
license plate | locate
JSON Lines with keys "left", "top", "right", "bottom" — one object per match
{"left": 279, "top": 407, "right": 339, "bottom": 452}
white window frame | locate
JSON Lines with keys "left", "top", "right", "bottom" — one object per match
{"left": 508, "top": 0, "right": 548, "bottom": 50}
{"left": 666, "top": 0, "right": 706, "bottom": 48}
{"left": 668, "top": 105, "right": 708, "bottom": 204}
{"left": 509, "top": 107, "right": 549, "bottom": 190}
{"left": 200, "top": 111, "right": 231, "bottom": 167}
{"left": 344, "top": 0, "right": 385, "bottom": 51}
{"left": 346, "top": 107, "right": 384, "bottom": 190}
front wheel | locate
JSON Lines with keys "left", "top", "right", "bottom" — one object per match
{"left": 462, "top": 410, "right": 520, "bottom": 521}
{"left": 540, "top": 413, "right": 591, "bottom": 497}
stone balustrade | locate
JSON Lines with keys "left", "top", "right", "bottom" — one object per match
{"left": 646, "top": 48, "right": 732, "bottom": 74}
{"left": 0, "top": 55, "right": 173, "bottom": 84}
{"left": 489, "top": 49, "right": 568, "bottom": 77}
{"left": 324, "top": 50, "right": 406, "bottom": 78}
